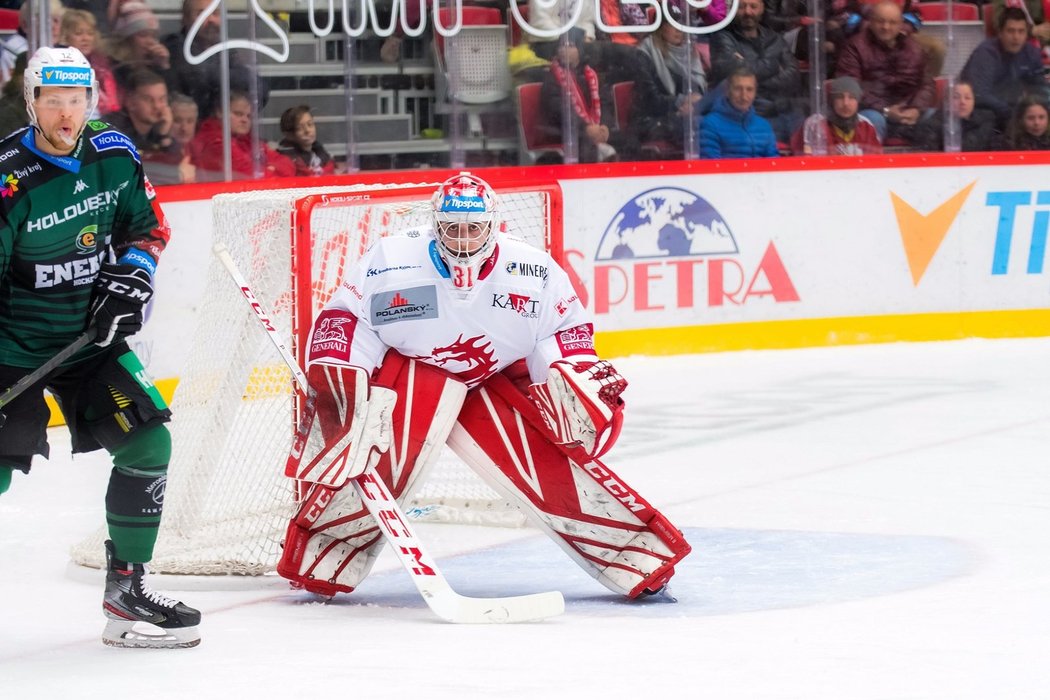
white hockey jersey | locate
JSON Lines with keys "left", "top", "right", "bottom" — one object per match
{"left": 307, "top": 228, "right": 595, "bottom": 386}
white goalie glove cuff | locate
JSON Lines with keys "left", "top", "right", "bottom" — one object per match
{"left": 529, "top": 359, "right": 627, "bottom": 460}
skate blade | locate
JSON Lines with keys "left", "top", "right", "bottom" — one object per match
{"left": 102, "top": 620, "right": 201, "bottom": 649}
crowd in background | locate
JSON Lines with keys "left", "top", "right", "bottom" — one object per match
{"left": 1, "top": 0, "right": 1047, "bottom": 179}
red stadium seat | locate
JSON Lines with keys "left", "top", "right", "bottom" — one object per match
{"left": 516, "top": 82, "right": 563, "bottom": 162}
{"left": 916, "top": 2, "right": 979, "bottom": 21}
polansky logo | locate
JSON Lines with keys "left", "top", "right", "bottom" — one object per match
{"left": 889, "top": 181, "right": 975, "bottom": 285}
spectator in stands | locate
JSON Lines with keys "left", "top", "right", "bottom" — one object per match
{"left": 709, "top": 0, "right": 804, "bottom": 142}
{"left": 0, "top": 51, "right": 27, "bottom": 136}
{"left": 170, "top": 92, "right": 198, "bottom": 152}
{"left": 108, "top": 1, "right": 172, "bottom": 94}
{"left": 102, "top": 68, "right": 189, "bottom": 184}
{"left": 791, "top": 75, "right": 881, "bottom": 155}
{"left": 527, "top": 0, "right": 598, "bottom": 61}
{"left": 700, "top": 67, "right": 779, "bottom": 158}
{"left": 1002, "top": 94, "right": 1050, "bottom": 149}
{"left": 539, "top": 27, "right": 625, "bottom": 163}
{"left": 912, "top": 80, "right": 998, "bottom": 152}
{"left": 1, "top": 0, "right": 63, "bottom": 90}
{"left": 991, "top": 0, "right": 1050, "bottom": 48}
{"left": 835, "top": 0, "right": 935, "bottom": 143}
{"left": 629, "top": 0, "right": 706, "bottom": 150}
{"left": 60, "top": 9, "right": 120, "bottom": 117}
{"left": 163, "top": 0, "right": 269, "bottom": 118}
{"left": 277, "top": 105, "right": 340, "bottom": 176}
{"left": 191, "top": 90, "right": 294, "bottom": 180}
{"left": 960, "top": 7, "right": 1049, "bottom": 129}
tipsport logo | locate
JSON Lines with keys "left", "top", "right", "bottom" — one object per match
{"left": 0, "top": 173, "right": 18, "bottom": 198}
{"left": 42, "top": 66, "right": 92, "bottom": 86}
{"left": 889, "top": 181, "right": 1050, "bottom": 284}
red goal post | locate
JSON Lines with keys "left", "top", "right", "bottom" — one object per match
{"left": 69, "top": 178, "right": 564, "bottom": 576}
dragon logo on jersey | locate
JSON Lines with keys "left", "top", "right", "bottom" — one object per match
{"left": 75, "top": 225, "right": 98, "bottom": 254}
{"left": 412, "top": 334, "right": 497, "bottom": 386}
{"left": 0, "top": 173, "right": 18, "bottom": 197}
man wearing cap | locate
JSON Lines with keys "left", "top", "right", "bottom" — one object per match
{"left": 791, "top": 76, "right": 882, "bottom": 155}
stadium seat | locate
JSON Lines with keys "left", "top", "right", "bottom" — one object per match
{"left": 516, "top": 82, "right": 563, "bottom": 163}
{"left": 915, "top": 2, "right": 979, "bottom": 21}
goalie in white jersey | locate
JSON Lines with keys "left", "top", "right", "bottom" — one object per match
{"left": 279, "top": 172, "right": 691, "bottom": 599}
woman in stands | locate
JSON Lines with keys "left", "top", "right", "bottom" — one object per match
{"left": 1002, "top": 95, "right": 1050, "bottom": 150}
{"left": 277, "top": 105, "right": 341, "bottom": 176}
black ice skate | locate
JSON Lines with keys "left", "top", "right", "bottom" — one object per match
{"left": 102, "top": 540, "right": 201, "bottom": 649}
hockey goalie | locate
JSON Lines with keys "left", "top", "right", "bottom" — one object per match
{"left": 278, "top": 172, "right": 691, "bottom": 600}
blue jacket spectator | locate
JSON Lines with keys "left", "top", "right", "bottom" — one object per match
{"left": 700, "top": 69, "right": 779, "bottom": 158}
{"left": 960, "top": 7, "right": 1049, "bottom": 126}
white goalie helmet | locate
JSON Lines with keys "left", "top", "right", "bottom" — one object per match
{"left": 431, "top": 172, "right": 499, "bottom": 294}
{"left": 23, "top": 46, "right": 99, "bottom": 139}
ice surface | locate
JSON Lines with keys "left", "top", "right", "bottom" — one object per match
{"left": 2, "top": 338, "right": 1048, "bottom": 699}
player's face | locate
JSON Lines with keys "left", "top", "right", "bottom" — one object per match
{"left": 439, "top": 221, "right": 490, "bottom": 256}
{"left": 33, "top": 86, "right": 89, "bottom": 156}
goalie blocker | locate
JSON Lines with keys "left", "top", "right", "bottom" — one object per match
{"left": 279, "top": 352, "right": 690, "bottom": 599}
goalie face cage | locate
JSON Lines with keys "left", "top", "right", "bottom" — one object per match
{"left": 70, "top": 180, "right": 563, "bottom": 576}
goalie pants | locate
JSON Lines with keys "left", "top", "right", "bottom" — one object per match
{"left": 279, "top": 353, "right": 690, "bottom": 598}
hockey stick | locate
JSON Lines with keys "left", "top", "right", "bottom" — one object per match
{"left": 214, "top": 243, "right": 564, "bottom": 623}
{"left": 0, "top": 331, "right": 95, "bottom": 427}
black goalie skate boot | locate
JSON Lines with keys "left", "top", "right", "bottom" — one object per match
{"left": 102, "top": 540, "right": 201, "bottom": 648}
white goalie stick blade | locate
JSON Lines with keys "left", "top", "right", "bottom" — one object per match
{"left": 102, "top": 620, "right": 201, "bottom": 649}
{"left": 354, "top": 471, "right": 565, "bottom": 624}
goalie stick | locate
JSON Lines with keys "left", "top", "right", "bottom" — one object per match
{"left": 214, "top": 243, "right": 564, "bottom": 623}
{"left": 0, "top": 330, "right": 94, "bottom": 428}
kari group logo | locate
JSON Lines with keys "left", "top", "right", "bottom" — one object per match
{"left": 581, "top": 186, "right": 798, "bottom": 314}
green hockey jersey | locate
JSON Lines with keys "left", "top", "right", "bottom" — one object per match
{"left": 0, "top": 121, "right": 169, "bottom": 368}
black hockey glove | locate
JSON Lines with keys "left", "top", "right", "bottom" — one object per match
{"left": 89, "top": 263, "right": 154, "bottom": 347}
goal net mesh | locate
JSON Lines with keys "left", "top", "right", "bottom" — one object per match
{"left": 70, "top": 181, "right": 557, "bottom": 575}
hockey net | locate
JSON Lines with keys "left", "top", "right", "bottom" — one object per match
{"left": 70, "top": 179, "right": 562, "bottom": 575}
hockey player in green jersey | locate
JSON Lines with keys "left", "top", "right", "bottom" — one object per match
{"left": 0, "top": 46, "right": 200, "bottom": 648}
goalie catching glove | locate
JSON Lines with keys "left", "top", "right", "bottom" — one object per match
{"left": 89, "top": 262, "right": 154, "bottom": 347}
{"left": 529, "top": 359, "right": 627, "bottom": 460}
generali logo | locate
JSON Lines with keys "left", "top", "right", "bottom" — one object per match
{"left": 890, "top": 181, "right": 975, "bottom": 285}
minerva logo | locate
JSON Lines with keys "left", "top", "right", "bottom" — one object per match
{"left": 890, "top": 181, "right": 975, "bottom": 285}
{"left": 0, "top": 173, "right": 18, "bottom": 198}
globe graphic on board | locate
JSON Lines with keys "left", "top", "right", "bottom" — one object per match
{"left": 595, "top": 187, "right": 738, "bottom": 261}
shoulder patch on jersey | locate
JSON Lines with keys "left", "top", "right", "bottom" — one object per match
{"left": 86, "top": 120, "right": 110, "bottom": 132}
{"left": 89, "top": 130, "right": 141, "bottom": 164}
{"left": 370, "top": 285, "right": 439, "bottom": 325}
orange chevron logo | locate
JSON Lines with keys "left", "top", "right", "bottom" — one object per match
{"left": 890, "top": 181, "right": 976, "bottom": 285}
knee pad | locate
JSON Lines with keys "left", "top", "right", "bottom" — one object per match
{"left": 110, "top": 423, "right": 171, "bottom": 471}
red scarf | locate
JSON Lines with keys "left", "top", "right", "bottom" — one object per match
{"left": 550, "top": 61, "right": 602, "bottom": 125}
